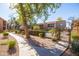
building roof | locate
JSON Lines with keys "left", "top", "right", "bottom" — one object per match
{"left": 38, "top": 20, "right": 65, "bottom": 25}
{"left": 0, "top": 17, "right": 6, "bottom": 22}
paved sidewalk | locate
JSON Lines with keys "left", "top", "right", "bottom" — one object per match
{"left": 9, "top": 32, "right": 69, "bottom": 56}
{"left": 9, "top": 33, "right": 38, "bottom": 56}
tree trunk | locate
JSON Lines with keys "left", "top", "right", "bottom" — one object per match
{"left": 24, "top": 24, "right": 30, "bottom": 39}
{"left": 68, "top": 30, "right": 71, "bottom": 46}
{"left": 57, "top": 29, "right": 61, "bottom": 40}
{"left": 19, "top": 3, "right": 30, "bottom": 39}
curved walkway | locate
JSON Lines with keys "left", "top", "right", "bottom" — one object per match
{"left": 9, "top": 33, "right": 38, "bottom": 56}
{"left": 9, "top": 32, "right": 69, "bottom": 56}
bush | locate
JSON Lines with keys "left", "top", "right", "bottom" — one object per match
{"left": 0, "top": 39, "right": 16, "bottom": 49}
{"left": 48, "top": 29, "right": 61, "bottom": 41}
{"left": 39, "top": 33, "right": 45, "bottom": 37}
{"left": 33, "top": 25, "right": 40, "bottom": 30}
{"left": 8, "top": 40, "right": 16, "bottom": 49}
{"left": 71, "top": 32, "right": 78, "bottom": 37}
{"left": 15, "top": 30, "right": 20, "bottom": 34}
{"left": 29, "top": 30, "right": 45, "bottom": 37}
{"left": 15, "top": 30, "right": 18, "bottom": 33}
{"left": 3, "top": 32, "right": 9, "bottom": 36}
{"left": 71, "top": 35, "right": 79, "bottom": 52}
{"left": 48, "top": 29, "right": 57, "bottom": 33}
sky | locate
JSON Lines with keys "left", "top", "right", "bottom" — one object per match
{"left": 0, "top": 3, "right": 79, "bottom": 23}
{"left": 0, "top": 3, "right": 16, "bottom": 21}
{"left": 47, "top": 3, "right": 79, "bottom": 22}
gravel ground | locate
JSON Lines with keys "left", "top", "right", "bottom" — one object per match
{"left": 0, "top": 34, "right": 19, "bottom": 56}
{"left": 63, "top": 48, "right": 79, "bottom": 56}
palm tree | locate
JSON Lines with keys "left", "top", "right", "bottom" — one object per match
{"left": 11, "top": 3, "right": 61, "bottom": 39}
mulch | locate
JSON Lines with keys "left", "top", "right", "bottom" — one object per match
{"left": 0, "top": 34, "right": 19, "bottom": 56}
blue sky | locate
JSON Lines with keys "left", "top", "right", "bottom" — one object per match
{"left": 47, "top": 3, "right": 79, "bottom": 22}
{"left": 0, "top": 3, "right": 79, "bottom": 22}
{"left": 0, "top": 3, "right": 16, "bottom": 21}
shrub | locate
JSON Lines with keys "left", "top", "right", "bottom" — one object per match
{"left": 39, "top": 33, "right": 45, "bottom": 37}
{"left": 0, "top": 39, "right": 16, "bottom": 49}
{"left": 33, "top": 25, "right": 40, "bottom": 30}
{"left": 3, "top": 32, "right": 9, "bottom": 36}
{"left": 29, "top": 30, "right": 45, "bottom": 37}
{"left": 48, "top": 29, "right": 57, "bottom": 33}
{"left": 71, "top": 35, "right": 79, "bottom": 52}
{"left": 15, "top": 30, "right": 20, "bottom": 34}
{"left": 71, "top": 32, "right": 78, "bottom": 37}
{"left": 72, "top": 36, "right": 79, "bottom": 40}
{"left": 48, "top": 29, "right": 61, "bottom": 41}
{"left": 8, "top": 40, "right": 16, "bottom": 49}
{"left": 15, "top": 30, "right": 18, "bottom": 33}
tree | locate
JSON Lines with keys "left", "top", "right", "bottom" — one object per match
{"left": 67, "top": 17, "right": 74, "bottom": 48}
{"left": 17, "top": 3, "right": 30, "bottom": 38}
{"left": 11, "top": 3, "right": 61, "bottom": 39}
{"left": 55, "top": 17, "right": 64, "bottom": 40}
{"left": 7, "top": 15, "right": 15, "bottom": 31}
{"left": 56, "top": 17, "right": 63, "bottom": 21}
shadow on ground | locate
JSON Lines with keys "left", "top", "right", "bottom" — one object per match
{"left": 26, "top": 38, "right": 64, "bottom": 56}
{"left": 7, "top": 47, "right": 16, "bottom": 55}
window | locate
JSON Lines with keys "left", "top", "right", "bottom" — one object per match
{"left": 3, "top": 26, "right": 6, "bottom": 30}
{"left": 60, "top": 24, "right": 63, "bottom": 26}
{"left": 48, "top": 24, "right": 54, "bottom": 27}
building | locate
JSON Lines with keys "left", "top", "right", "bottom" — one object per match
{"left": 0, "top": 17, "right": 7, "bottom": 32}
{"left": 72, "top": 20, "right": 79, "bottom": 35}
{"left": 38, "top": 20, "right": 66, "bottom": 30}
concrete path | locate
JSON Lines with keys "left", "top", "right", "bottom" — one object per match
{"left": 9, "top": 31, "right": 69, "bottom": 56}
{"left": 9, "top": 33, "right": 38, "bottom": 56}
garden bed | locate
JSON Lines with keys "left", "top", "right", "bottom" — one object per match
{"left": 30, "top": 35, "right": 56, "bottom": 49}
{"left": 16, "top": 33, "right": 56, "bottom": 49}
{"left": 0, "top": 34, "right": 19, "bottom": 56}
